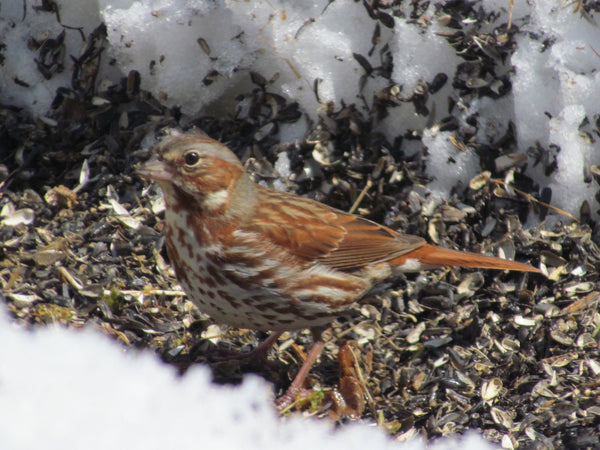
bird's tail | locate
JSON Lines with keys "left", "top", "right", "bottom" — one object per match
{"left": 389, "top": 243, "right": 541, "bottom": 273}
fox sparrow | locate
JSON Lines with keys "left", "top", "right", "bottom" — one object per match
{"left": 138, "top": 133, "right": 540, "bottom": 408}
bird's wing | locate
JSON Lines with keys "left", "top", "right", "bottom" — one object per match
{"left": 241, "top": 186, "right": 426, "bottom": 271}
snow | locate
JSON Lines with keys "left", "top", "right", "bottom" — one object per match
{"left": 547, "top": 104, "right": 597, "bottom": 217}
{"left": 421, "top": 127, "right": 480, "bottom": 199}
{"left": 0, "top": 311, "right": 495, "bottom": 450}
{"left": 101, "top": 0, "right": 248, "bottom": 114}
{"left": 510, "top": 2, "right": 600, "bottom": 219}
{"left": 382, "top": 4, "right": 461, "bottom": 134}
{"left": 0, "top": 0, "right": 102, "bottom": 112}
{"left": 3, "top": 0, "right": 598, "bottom": 218}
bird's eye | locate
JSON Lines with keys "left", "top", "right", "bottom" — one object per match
{"left": 184, "top": 151, "right": 200, "bottom": 166}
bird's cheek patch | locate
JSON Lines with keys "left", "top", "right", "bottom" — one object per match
{"left": 202, "top": 190, "right": 230, "bottom": 211}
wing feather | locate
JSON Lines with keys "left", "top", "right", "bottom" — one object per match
{"left": 242, "top": 186, "right": 425, "bottom": 271}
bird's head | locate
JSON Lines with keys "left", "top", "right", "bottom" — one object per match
{"left": 137, "top": 134, "right": 252, "bottom": 214}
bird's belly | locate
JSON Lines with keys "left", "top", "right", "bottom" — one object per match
{"left": 180, "top": 279, "right": 339, "bottom": 332}
{"left": 164, "top": 223, "right": 369, "bottom": 331}
{"left": 172, "top": 261, "right": 344, "bottom": 331}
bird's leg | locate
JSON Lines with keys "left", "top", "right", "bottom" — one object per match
{"left": 276, "top": 328, "right": 327, "bottom": 410}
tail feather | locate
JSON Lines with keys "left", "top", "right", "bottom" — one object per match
{"left": 390, "top": 243, "right": 541, "bottom": 273}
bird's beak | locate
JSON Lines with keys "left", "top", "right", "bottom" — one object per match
{"left": 136, "top": 155, "right": 173, "bottom": 182}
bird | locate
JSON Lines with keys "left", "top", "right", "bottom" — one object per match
{"left": 137, "top": 133, "right": 541, "bottom": 408}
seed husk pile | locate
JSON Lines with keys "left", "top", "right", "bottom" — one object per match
{"left": 2, "top": 2, "right": 600, "bottom": 448}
